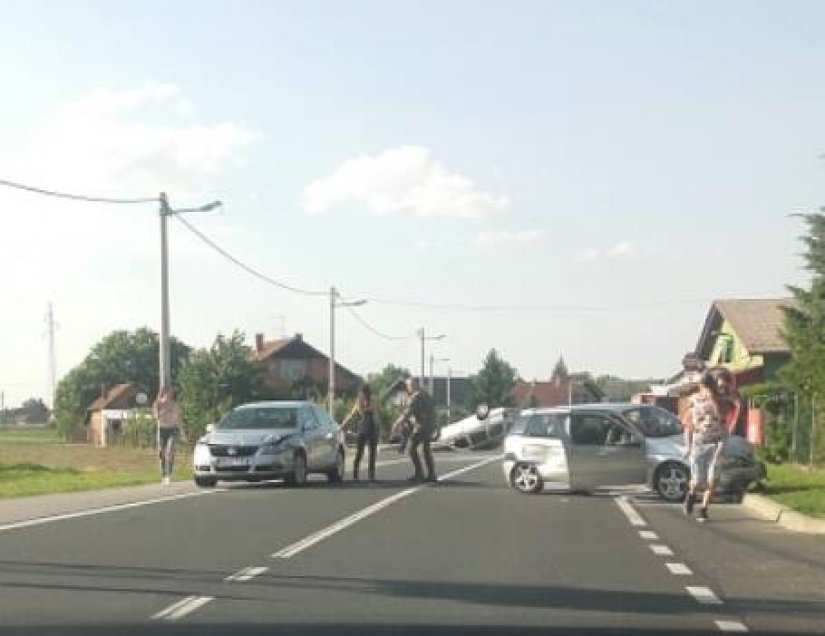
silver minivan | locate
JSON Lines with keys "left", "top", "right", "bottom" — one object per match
{"left": 503, "top": 404, "right": 764, "bottom": 501}
{"left": 193, "top": 401, "right": 346, "bottom": 487}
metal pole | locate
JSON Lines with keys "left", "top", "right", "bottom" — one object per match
{"left": 792, "top": 392, "right": 799, "bottom": 463}
{"left": 429, "top": 353, "right": 435, "bottom": 394}
{"left": 47, "top": 301, "right": 57, "bottom": 409}
{"left": 419, "top": 328, "right": 425, "bottom": 387}
{"left": 812, "top": 393, "right": 817, "bottom": 469}
{"left": 329, "top": 287, "right": 336, "bottom": 416}
{"left": 159, "top": 193, "right": 171, "bottom": 390}
{"left": 447, "top": 366, "right": 452, "bottom": 424}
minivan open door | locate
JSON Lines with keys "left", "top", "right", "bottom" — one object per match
{"left": 565, "top": 412, "right": 647, "bottom": 491}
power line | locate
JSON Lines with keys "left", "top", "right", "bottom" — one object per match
{"left": 173, "top": 215, "right": 328, "bottom": 297}
{"left": 0, "top": 178, "right": 158, "bottom": 204}
{"left": 343, "top": 304, "right": 416, "bottom": 341}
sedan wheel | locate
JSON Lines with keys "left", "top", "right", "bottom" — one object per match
{"left": 511, "top": 463, "right": 543, "bottom": 494}
{"left": 287, "top": 452, "right": 308, "bottom": 487}
{"left": 655, "top": 462, "right": 689, "bottom": 502}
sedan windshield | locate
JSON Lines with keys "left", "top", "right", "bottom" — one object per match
{"left": 218, "top": 407, "right": 299, "bottom": 431}
{"left": 621, "top": 407, "right": 683, "bottom": 438}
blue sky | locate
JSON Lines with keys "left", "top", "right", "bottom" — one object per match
{"left": 2, "top": 1, "right": 824, "bottom": 406}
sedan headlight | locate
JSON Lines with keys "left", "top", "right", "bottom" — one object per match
{"left": 194, "top": 442, "right": 211, "bottom": 465}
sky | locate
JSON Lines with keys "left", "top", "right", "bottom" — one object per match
{"left": 1, "top": 0, "right": 824, "bottom": 407}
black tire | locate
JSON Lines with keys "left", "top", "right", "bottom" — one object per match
{"left": 654, "top": 462, "right": 690, "bottom": 502}
{"left": 194, "top": 475, "right": 217, "bottom": 488}
{"left": 327, "top": 448, "right": 345, "bottom": 483}
{"left": 286, "top": 452, "right": 308, "bottom": 487}
{"left": 510, "top": 463, "right": 543, "bottom": 494}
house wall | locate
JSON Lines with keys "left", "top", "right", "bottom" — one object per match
{"left": 262, "top": 354, "right": 359, "bottom": 395}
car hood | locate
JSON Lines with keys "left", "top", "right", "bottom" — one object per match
{"left": 645, "top": 435, "right": 685, "bottom": 459}
{"left": 203, "top": 428, "right": 296, "bottom": 446}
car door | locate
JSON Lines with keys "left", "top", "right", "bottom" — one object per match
{"left": 517, "top": 412, "right": 568, "bottom": 475}
{"left": 565, "top": 412, "right": 647, "bottom": 490}
{"left": 298, "top": 406, "right": 324, "bottom": 469}
{"left": 313, "top": 405, "right": 339, "bottom": 467}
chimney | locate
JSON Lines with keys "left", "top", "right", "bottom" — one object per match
{"left": 295, "top": 333, "right": 303, "bottom": 342}
{"left": 255, "top": 333, "right": 265, "bottom": 353}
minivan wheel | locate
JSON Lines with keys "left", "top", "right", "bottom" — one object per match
{"left": 286, "top": 452, "right": 308, "bottom": 487}
{"left": 327, "top": 448, "right": 345, "bottom": 483}
{"left": 194, "top": 475, "right": 217, "bottom": 488}
{"left": 510, "top": 463, "right": 543, "bottom": 494}
{"left": 654, "top": 462, "right": 689, "bottom": 502}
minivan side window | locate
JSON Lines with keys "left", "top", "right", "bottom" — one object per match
{"left": 569, "top": 414, "right": 614, "bottom": 446}
{"left": 524, "top": 413, "right": 567, "bottom": 438}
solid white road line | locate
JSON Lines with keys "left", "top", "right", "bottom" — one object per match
{"left": 715, "top": 620, "right": 748, "bottom": 632}
{"left": 687, "top": 586, "right": 723, "bottom": 605}
{"left": 639, "top": 530, "right": 659, "bottom": 540}
{"left": 152, "top": 596, "right": 214, "bottom": 621}
{"left": 650, "top": 544, "right": 674, "bottom": 556}
{"left": 615, "top": 496, "right": 647, "bottom": 527}
{"left": 272, "top": 455, "right": 500, "bottom": 559}
{"left": 0, "top": 490, "right": 223, "bottom": 533}
{"left": 224, "top": 566, "right": 269, "bottom": 582}
{"left": 665, "top": 562, "right": 693, "bottom": 576}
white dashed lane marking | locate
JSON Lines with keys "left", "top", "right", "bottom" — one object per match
{"left": 665, "top": 562, "right": 693, "bottom": 576}
{"left": 224, "top": 566, "right": 268, "bottom": 582}
{"left": 715, "top": 620, "right": 749, "bottom": 632}
{"left": 650, "top": 544, "right": 674, "bottom": 556}
{"left": 152, "top": 596, "right": 214, "bottom": 621}
{"left": 638, "top": 530, "right": 659, "bottom": 540}
{"left": 687, "top": 586, "right": 723, "bottom": 605}
{"left": 615, "top": 496, "right": 647, "bottom": 527}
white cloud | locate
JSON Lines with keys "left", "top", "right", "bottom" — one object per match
{"left": 303, "top": 146, "right": 510, "bottom": 218}
{"left": 606, "top": 241, "right": 636, "bottom": 259}
{"left": 576, "top": 241, "right": 637, "bottom": 262}
{"left": 475, "top": 229, "right": 546, "bottom": 249}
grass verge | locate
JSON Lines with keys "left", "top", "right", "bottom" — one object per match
{"left": 763, "top": 463, "right": 825, "bottom": 518}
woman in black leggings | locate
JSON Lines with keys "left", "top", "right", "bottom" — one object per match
{"left": 341, "top": 385, "right": 380, "bottom": 482}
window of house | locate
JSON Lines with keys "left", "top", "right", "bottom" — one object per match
{"left": 279, "top": 358, "right": 307, "bottom": 381}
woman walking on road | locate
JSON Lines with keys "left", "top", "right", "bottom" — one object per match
{"left": 683, "top": 372, "right": 729, "bottom": 522}
{"left": 153, "top": 385, "right": 183, "bottom": 486}
{"left": 342, "top": 385, "right": 380, "bottom": 482}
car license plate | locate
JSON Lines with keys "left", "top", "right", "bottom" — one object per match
{"left": 216, "top": 457, "right": 250, "bottom": 468}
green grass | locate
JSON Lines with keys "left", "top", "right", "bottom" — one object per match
{"left": 0, "top": 426, "right": 61, "bottom": 444}
{"left": 764, "top": 463, "right": 825, "bottom": 518}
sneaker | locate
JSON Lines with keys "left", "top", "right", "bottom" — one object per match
{"left": 683, "top": 493, "right": 695, "bottom": 516}
{"left": 408, "top": 475, "right": 424, "bottom": 483}
{"left": 162, "top": 476, "right": 170, "bottom": 487}
{"left": 697, "top": 507, "right": 709, "bottom": 523}
{"left": 425, "top": 476, "right": 438, "bottom": 483}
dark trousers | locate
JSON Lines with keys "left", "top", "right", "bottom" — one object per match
{"left": 353, "top": 431, "right": 378, "bottom": 480}
{"left": 409, "top": 426, "right": 436, "bottom": 480}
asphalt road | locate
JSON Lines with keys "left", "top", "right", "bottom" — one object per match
{"left": 0, "top": 450, "right": 822, "bottom": 636}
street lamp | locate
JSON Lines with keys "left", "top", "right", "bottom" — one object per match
{"left": 329, "top": 287, "right": 367, "bottom": 415}
{"left": 159, "top": 193, "right": 222, "bottom": 390}
{"left": 417, "top": 328, "right": 445, "bottom": 390}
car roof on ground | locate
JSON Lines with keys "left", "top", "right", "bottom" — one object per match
{"left": 520, "top": 402, "right": 648, "bottom": 414}
{"left": 234, "top": 401, "right": 310, "bottom": 410}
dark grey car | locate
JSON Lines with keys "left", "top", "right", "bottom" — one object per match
{"left": 193, "top": 401, "right": 346, "bottom": 487}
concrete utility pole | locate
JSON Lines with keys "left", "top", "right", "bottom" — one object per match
{"left": 159, "top": 193, "right": 222, "bottom": 390}
{"left": 46, "top": 301, "right": 57, "bottom": 409}
{"left": 418, "top": 328, "right": 445, "bottom": 392}
{"left": 328, "top": 287, "right": 366, "bottom": 416}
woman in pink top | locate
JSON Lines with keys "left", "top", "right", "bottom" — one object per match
{"left": 153, "top": 385, "right": 183, "bottom": 486}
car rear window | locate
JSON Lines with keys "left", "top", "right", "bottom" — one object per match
{"left": 219, "top": 407, "right": 299, "bottom": 430}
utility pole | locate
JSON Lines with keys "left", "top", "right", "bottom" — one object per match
{"left": 328, "top": 288, "right": 366, "bottom": 416}
{"left": 418, "top": 328, "right": 445, "bottom": 391}
{"left": 46, "top": 301, "right": 57, "bottom": 409}
{"left": 159, "top": 193, "right": 222, "bottom": 390}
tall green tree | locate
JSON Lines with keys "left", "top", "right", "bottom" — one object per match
{"left": 21, "top": 398, "right": 50, "bottom": 423}
{"left": 551, "top": 356, "right": 569, "bottom": 381}
{"left": 54, "top": 328, "right": 190, "bottom": 438}
{"left": 178, "top": 331, "right": 266, "bottom": 438}
{"left": 782, "top": 211, "right": 825, "bottom": 464}
{"left": 468, "top": 349, "right": 518, "bottom": 408}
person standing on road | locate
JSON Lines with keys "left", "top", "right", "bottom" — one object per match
{"left": 393, "top": 378, "right": 437, "bottom": 483}
{"left": 341, "top": 385, "right": 380, "bottom": 482}
{"left": 682, "top": 372, "right": 729, "bottom": 522}
{"left": 153, "top": 385, "right": 183, "bottom": 487}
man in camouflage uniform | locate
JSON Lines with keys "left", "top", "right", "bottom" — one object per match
{"left": 393, "top": 378, "right": 437, "bottom": 483}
